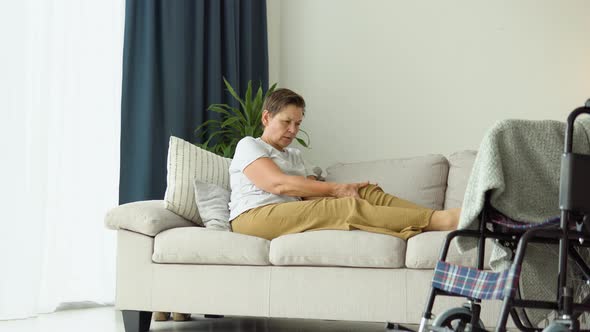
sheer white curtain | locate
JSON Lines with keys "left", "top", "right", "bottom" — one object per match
{"left": 0, "top": 0, "right": 125, "bottom": 320}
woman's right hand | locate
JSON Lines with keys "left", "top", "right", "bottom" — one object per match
{"left": 331, "top": 182, "right": 370, "bottom": 198}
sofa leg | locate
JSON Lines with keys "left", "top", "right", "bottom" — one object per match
{"left": 122, "top": 310, "right": 152, "bottom": 332}
{"left": 204, "top": 314, "right": 224, "bottom": 318}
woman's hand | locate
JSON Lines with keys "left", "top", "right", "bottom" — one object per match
{"left": 331, "top": 181, "right": 370, "bottom": 198}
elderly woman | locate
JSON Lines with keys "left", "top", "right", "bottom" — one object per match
{"left": 229, "top": 88, "right": 459, "bottom": 241}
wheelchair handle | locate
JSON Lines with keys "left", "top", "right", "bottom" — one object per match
{"left": 564, "top": 98, "right": 590, "bottom": 153}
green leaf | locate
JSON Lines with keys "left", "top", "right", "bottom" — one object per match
{"left": 207, "top": 103, "right": 232, "bottom": 110}
{"left": 221, "top": 116, "right": 241, "bottom": 128}
{"left": 265, "top": 82, "right": 278, "bottom": 98}
{"left": 297, "top": 128, "right": 311, "bottom": 147}
{"left": 228, "top": 137, "right": 239, "bottom": 147}
{"left": 252, "top": 85, "right": 263, "bottom": 111}
{"left": 222, "top": 144, "right": 233, "bottom": 158}
{"left": 244, "top": 125, "right": 256, "bottom": 137}
{"left": 207, "top": 105, "right": 233, "bottom": 117}
{"left": 252, "top": 86, "right": 264, "bottom": 123}
{"left": 222, "top": 120, "right": 244, "bottom": 135}
{"left": 244, "top": 81, "right": 253, "bottom": 123}
{"left": 195, "top": 119, "right": 223, "bottom": 137}
{"left": 223, "top": 77, "right": 246, "bottom": 111}
{"left": 227, "top": 106, "right": 248, "bottom": 124}
{"left": 295, "top": 137, "right": 308, "bottom": 147}
{"left": 203, "top": 129, "right": 232, "bottom": 147}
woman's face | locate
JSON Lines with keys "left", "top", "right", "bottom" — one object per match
{"left": 261, "top": 104, "right": 304, "bottom": 151}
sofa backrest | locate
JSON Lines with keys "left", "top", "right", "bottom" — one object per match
{"left": 325, "top": 154, "right": 449, "bottom": 210}
{"left": 325, "top": 151, "right": 478, "bottom": 211}
{"left": 444, "top": 150, "right": 477, "bottom": 209}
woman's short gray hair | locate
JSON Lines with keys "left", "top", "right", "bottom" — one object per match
{"left": 262, "top": 88, "right": 306, "bottom": 116}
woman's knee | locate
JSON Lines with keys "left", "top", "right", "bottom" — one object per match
{"left": 358, "top": 183, "right": 383, "bottom": 198}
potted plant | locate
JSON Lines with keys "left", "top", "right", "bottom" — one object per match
{"left": 195, "top": 78, "right": 311, "bottom": 158}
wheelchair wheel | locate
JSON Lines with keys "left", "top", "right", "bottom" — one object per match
{"left": 542, "top": 322, "right": 570, "bottom": 332}
{"left": 432, "top": 307, "right": 485, "bottom": 332}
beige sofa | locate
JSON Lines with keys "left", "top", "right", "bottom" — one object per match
{"left": 106, "top": 150, "right": 510, "bottom": 332}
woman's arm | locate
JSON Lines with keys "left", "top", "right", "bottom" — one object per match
{"left": 243, "top": 157, "right": 367, "bottom": 198}
{"left": 302, "top": 175, "right": 325, "bottom": 200}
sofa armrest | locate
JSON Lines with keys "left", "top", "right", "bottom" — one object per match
{"left": 105, "top": 200, "right": 196, "bottom": 236}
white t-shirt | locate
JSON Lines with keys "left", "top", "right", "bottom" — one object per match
{"left": 228, "top": 136, "right": 314, "bottom": 221}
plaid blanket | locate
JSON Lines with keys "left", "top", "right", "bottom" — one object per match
{"left": 432, "top": 261, "right": 520, "bottom": 300}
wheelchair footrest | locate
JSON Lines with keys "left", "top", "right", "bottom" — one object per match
{"left": 432, "top": 261, "right": 520, "bottom": 300}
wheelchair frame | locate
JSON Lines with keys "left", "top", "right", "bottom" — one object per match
{"left": 419, "top": 102, "right": 590, "bottom": 332}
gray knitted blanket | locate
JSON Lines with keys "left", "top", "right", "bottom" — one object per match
{"left": 456, "top": 116, "right": 590, "bottom": 326}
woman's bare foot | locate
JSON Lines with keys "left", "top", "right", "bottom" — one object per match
{"left": 425, "top": 208, "right": 461, "bottom": 231}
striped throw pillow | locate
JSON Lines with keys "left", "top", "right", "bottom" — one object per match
{"left": 164, "top": 136, "right": 232, "bottom": 225}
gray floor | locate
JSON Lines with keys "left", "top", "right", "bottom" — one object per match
{"left": 148, "top": 315, "right": 402, "bottom": 332}
{"left": 0, "top": 306, "right": 412, "bottom": 332}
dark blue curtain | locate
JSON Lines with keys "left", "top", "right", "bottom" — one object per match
{"left": 119, "top": 0, "right": 268, "bottom": 204}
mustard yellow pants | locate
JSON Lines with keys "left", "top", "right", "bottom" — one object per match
{"left": 231, "top": 184, "right": 434, "bottom": 240}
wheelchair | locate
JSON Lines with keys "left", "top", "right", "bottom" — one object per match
{"left": 419, "top": 101, "right": 590, "bottom": 332}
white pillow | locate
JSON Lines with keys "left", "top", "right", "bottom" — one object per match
{"left": 193, "top": 179, "right": 231, "bottom": 231}
{"left": 164, "top": 136, "right": 231, "bottom": 225}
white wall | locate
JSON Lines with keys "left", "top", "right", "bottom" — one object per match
{"left": 267, "top": 0, "right": 590, "bottom": 170}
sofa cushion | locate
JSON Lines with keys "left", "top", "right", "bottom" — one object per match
{"left": 153, "top": 227, "right": 270, "bottom": 265}
{"left": 104, "top": 200, "right": 195, "bottom": 237}
{"left": 444, "top": 150, "right": 477, "bottom": 209}
{"left": 405, "top": 231, "right": 492, "bottom": 269}
{"left": 325, "top": 154, "right": 449, "bottom": 210}
{"left": 269, "top": 230, "right": 406, "bottom": 268}
{"left": 164, "top": 136, "right": 232, "bottom": 226}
